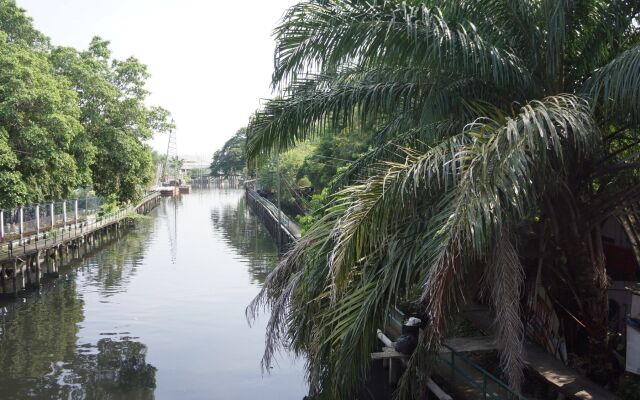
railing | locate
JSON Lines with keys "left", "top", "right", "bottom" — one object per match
{"left": 438, "top": 344, "right": 526, "bottom": 400}
{"left": 0, "top": 208, "right": 125, "bottom": 259}
{"left": 245, "top": 188, "right": 300, "bottom": 240}
{"left": 0, "top": 191, "right": 159, "bottom": 260}
{"left": 1, "top": 196, "right": 101, "bottom": 241}
{"left": 388, "top": 308, "right": 525, "bottom": 400}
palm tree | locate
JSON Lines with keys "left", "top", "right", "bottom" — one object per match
{"left": 246, "top": 1, "right": 640, "bottom": 398}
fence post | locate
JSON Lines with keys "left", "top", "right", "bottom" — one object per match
{"left": 36, "top": 205, "right": 40, "bottom": 235}
{"left": 63, "top": 201, "right": 67, "bottom": 227}
{"left": 50, "top": 202, "right": 55, "bottom": 228}
{"left": 74, "top": 199, "right": 78, "bottom": 223}
{"left": 0, "top": 209, "right": 4, "bottom": 240}
{"left": 483, "top": 374, "right": 487, "bottom": 399}
{"left": 19, "top": 206, "right": 24, "bottom": 242}
{"left": 451, "top": 350, "right": 455, "bottom": 383}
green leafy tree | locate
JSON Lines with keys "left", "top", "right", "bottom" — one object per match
{"left": 0, "top": 0, "right": 48, "bottom": 48}
{"left": 0, "top": 1, "right": 172, "bottom": 208}
{"left": 247, "top": 1, "right": 640, "bottom": 398}
{"left": 210, "top": 128, "right": 247, "bottom": 176}
{"left": 0, "top": 32, "right": 84, "bottom": 205}
{"left": 51, "top": 37, "right": 173, "bottom": 204}
{"left": 297, "top": 127, "right": 370, "bottom": 190}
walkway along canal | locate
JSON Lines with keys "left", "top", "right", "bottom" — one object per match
{"left": 0, "top": 188, "right": 306, "bottom": 399}
{"left": 0, "top": 192, "right": 161, "bottom": 298}
{"left": 245, "top": 185, "right": 301, "bottom": 252}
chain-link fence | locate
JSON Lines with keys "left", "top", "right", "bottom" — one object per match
{"left": 0, "top": 196, "right": 101, "bottom": 240}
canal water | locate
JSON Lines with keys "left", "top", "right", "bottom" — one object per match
{"left": 0, "top": 189, "right": 307, "bottom": 399}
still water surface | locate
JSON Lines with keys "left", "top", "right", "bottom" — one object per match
{"left": 0, "top": 189, "right": 306, "bottom": 399}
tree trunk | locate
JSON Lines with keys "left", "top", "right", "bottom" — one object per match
{"left": 559, "top": 225, "right": 611, "bottom": 383}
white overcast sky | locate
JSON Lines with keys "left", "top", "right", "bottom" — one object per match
{"left": 16, "top": 0, "right": 297, "bottom": 160}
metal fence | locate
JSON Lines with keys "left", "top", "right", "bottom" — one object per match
{"left": 0, "top": 191, "right": 159, "bottom": 258}
{"left": 388, "top": 307, "right": 526, "bottom": 400}
{"left": 438, "top": 344, "right": 526, "bottom": 400}
{"left": 0, "top": 197, "right": 102, "bottom": 241}
{"left": 245, "top": 187, "right": 301, "bottom": 242}
{"left": 0, "top": 207, "right": 125, "bottom": 259}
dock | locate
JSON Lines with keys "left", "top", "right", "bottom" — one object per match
{"left": 158, "top": 186, "right": 180, "bottom": 197}
{"left": 462, "top": 304, "right": 619, "bottom": 400}
{"left": 0, "top": 192, "right": 161, "bottom": 297}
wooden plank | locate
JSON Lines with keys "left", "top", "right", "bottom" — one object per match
{"left": 460, "top": 304, "right": 619, "bottom": 400}
{"left": 443, "top": 336, "right": 497, "bottom": 353}
{"left": 371, "top": 347, "right": 407, "bottom": 360}
{"left": 524, "top": 344, "right": 619, "bottom": 400}
{"left": 427, "top": 378, "right": 453, "bottom": 400}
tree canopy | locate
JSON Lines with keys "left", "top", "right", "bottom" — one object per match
{"left": 0, "top": 0, "right": 172, "bottom": 208}
{"left": 246, "top": 1, "right": 640, "bottom": 398}
{"left": 210, "top": 127, "right": 247, "bottom": 177}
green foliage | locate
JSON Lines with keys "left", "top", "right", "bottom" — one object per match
{"left": 296, "top": 127, "right": 370, "bottom": 190}
{"left": 0, "top": 0, "right": 48, "bottom": 48}
{"left": 0, "top": 128, "right": 26, "bottom": 206}
{"left": 297, "top": 176, "right": 312, "bottom": 188}
{"left": 97, "top": 194, "right": 119, "bottom": 217}
{"left": 210, "top": 128, "right": 247, "bottom": 176}
{"left": 51, "top": 38, "right": 172, "bottom": 204}
{"left": 0, "top": 34, "right": 84, "bottom": 204}
{"left": 618, "top": 373, "right": 640, "bottom": 400}
{"left": 297, "top": 188, "right": 329, "bottom": 233}
{"left": 0, "top": 1, "right": 172, "bottom": 208}
{"left": 247, "top": 1, "right": 640, "bottom": 398}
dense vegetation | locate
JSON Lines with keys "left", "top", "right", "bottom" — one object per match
{"left": 210, "top": 128, "right": 247, "bottom": 177}
{"left": 244, "top": 1, "right": 640, "bottom": 398}
{"left": 212, "top": 123, "right": 371, "bottom": 223}
{"left": 0, "top": 0, "right": 172, "bottom": 208}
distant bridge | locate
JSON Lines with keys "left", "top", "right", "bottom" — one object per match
{"left": 192, "top": 174, "right": 244, "bottom": 189}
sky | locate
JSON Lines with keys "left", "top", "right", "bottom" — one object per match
{"left": 15, "top": 0, "right": 297, "bottom": 161}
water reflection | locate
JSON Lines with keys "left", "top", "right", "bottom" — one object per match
{"left": 210, "top": 191, "right": 278, "bottom": 285}
{"left": 75, "top": 216, "right": 157, "bottom": 296}
{"left": 0, "top": 216, "right": 158, "bottom": 399}
{"left": 0, "top": 189, "right": 305, "bottom": 399}
{"left": 160, "top": 197, "right": 180, "bottom": 264}
{"left": 0, "top": 279, "right": 156, "bottom": 399}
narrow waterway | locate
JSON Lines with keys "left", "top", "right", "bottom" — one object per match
{"left": 0, "top": 189, "right": 307, "bottom": 399}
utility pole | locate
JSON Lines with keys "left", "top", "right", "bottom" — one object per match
{"left": 276, "top": 141, "right": 282, "bottom": 247}
{"left": 162, "top": 119, "right": 177, "bottom": 186}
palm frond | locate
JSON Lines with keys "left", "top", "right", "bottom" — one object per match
{"left": 586, "top": 44, "right": 640, "bottom": 125}
{"left": 272, "top": 0, "right": 532, "bottom": 91}
{"left": 316, "top": 95, "right": 598, "bottom": 394}
{"left": 248, "top": 67, "right": 516, "bottom": 162}
{"left": 567, "top": 0, "right": 640, "bottom": 86}
{"left": 327, "top": 119, "right": 463, "bottom": 192}
{"left": 247, "top": 68, "right": 422, "bottom": 161}
{"left": 482, "top": 232, "right": 525, "bottom": 391}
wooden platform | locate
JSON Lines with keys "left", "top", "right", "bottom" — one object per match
{"left": 525, "top": 344, "right": 619, "bottom": 400}
{"left": 462, "top": 303, "right": 619, "bottom": 400}
{"left": 158, "top": 186, "right": 179, "bottom": 197}
{"left": 371, "top": 336, "right": 497, "bottom": 360}
{"left": 442, "top": 336, "right": 497, "bottom": 353}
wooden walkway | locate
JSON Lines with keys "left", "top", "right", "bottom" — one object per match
{"left": 525, "top": 345, "right": 618, "bottom": 400}
{"left": 0, "top": 192, "right": 160, "bottom": 297}
{"left": 0, "top": 192, "right": 159, "bottom": 263}
{"left": 463, "top": 304, "right": 619, "bottom": 400}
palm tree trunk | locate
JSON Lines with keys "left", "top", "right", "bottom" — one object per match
{"left": 558, "top": 217, "right": 611, "bottom": 383}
